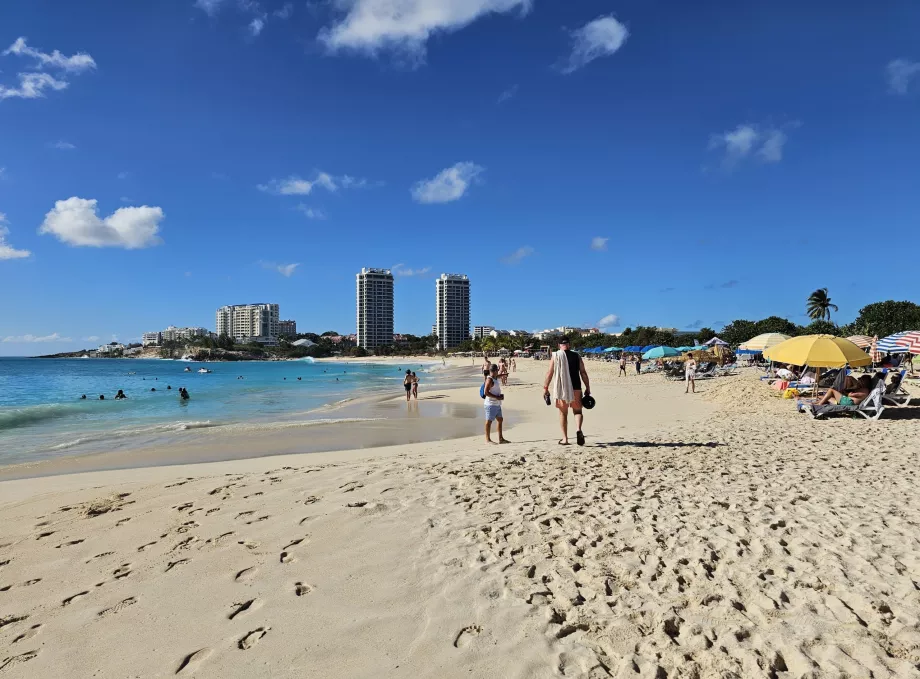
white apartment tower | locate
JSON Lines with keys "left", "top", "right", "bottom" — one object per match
{"left": 356, "top": 268, "right": 394, "bottom": 350}
{"left": 435, "top": 273, "right": 470, "bottom": 350}
{"left": 215, "top": 303, "right": 280, "bottom": 342}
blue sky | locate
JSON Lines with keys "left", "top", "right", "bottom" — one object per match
{"left": 1, "top": 0, "right": 919, "bottom": 354}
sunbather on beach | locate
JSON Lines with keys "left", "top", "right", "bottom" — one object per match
{"left": 815, "top": 374, "right": 872, "bottom": 407}
{"left": 886, "top": 374, "right": 902, "bottom": 395}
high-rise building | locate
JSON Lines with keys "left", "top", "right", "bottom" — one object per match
{"left": 215, "top": 303, "right": 280, "bottom": 342}
{"left": 278, "top": 320, "right": 297, "bottom": 337}
{"left": 356, "top": 268, "right": 394, "bottom": 350}
{"left": 435, "top": 273, "right": 470, "bottom": 350}
{"left": 473, "top": 326, "right": 494, "bottom": 340}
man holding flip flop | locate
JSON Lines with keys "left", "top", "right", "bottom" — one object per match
{"left": 542, "top": 336, "right": 593, "bottom": 446}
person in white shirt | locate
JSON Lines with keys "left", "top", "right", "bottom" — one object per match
{"left": 685, "top": 358, "right": 697, "bottom": 394}
{"left": 483, "top": 364, "right": 509, "bottom": 445}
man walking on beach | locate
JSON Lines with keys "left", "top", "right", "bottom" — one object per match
{"left": 618, "top": 355, "right": 627, "bottom": 377}
{"left": 543, "top": 337, "right": 591, "bottom": 446}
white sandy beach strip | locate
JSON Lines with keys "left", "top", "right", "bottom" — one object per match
{"left": 2, "top": 360, "right": 920, "bottom": 678}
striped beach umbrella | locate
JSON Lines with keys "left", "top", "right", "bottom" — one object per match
{"left": 846, "top": 335, "right": 873, "bottom": 349}
{"left": 739, "top": 333, "right": 790, "bottom": 351}
{"left": 895, "top": 331, "right": 920, "bottom": 355}
{"left": 878, "top": 332, "right": 912, "bottom": 354}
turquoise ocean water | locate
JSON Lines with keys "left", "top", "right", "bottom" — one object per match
{"left": 0, "top": 357, "right": 439, "bottom": 466}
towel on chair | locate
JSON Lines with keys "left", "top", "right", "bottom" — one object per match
{"left": 550, "top": 350, "right": 574, "bottom": 404}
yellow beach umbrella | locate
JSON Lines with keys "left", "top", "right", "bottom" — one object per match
{"left": 763, "top": 334, "right": 871, "bottom": 368}
{"left": 738, "top": 333, "right": 790, "bottom": 351}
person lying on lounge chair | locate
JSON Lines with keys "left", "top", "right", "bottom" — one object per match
{"left": 886, "top": 373, "right": 902, "bottom": 395}
{"left": 815, "top": 375, "right": 872, "bottom": 407}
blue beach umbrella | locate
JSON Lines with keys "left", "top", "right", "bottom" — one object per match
{"left": 642, "top": 346, "right": 681, "bottom": 360}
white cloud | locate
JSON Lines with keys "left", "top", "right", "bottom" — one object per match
{"left": 1, "top": 38, "right": 95, "bottom": 102}
{"left": 258, "top": 171, "right": 361, "bottom": 195}
{"left": 0, "top": 72, "right": 68, "bottom": 100}
{"left": 0, "top": 167, "right": 5, "bottom": 179}
{"left": 497, "top": 84, "right": 518, "bottom": 104}
{"left": 273, "top": 2, "right": 293, "bottom": 19}
{"left": 392, "top": 263, "right": 431, "bottom": 277}
{"left": 249, "top": 17, "right": 265, "bottom": 36}
{"left": 3, "top": 37, "right": 96, "bottom": 73}
{"left": 39, "top": 197, "right": 165, "bottom": 249}
{"left": 411, "top": 162, "right": 484, "bottom": 204}
{"left": 597, "top": 314, "right": 620, "bottom": 329}
{"left": 260, "top": 260, "right": 300, "bottom": 277}
{"left": 295, "top": 204, "right": 327, "bottom": 220}
{"left": 0, "top": 213, "right": 32, "bottom": 260}
{"left": 83, "top": 335, "right": 100, "bottom": 342}
{"left": 561, "top": 15, "right": 628, "bottom": 74}
{"left": 48, "top": 140, "right": 76, "bottom": 150}
{"left": 887, "top": 59, "right": 920, "bottom": 95}
{"left": 117, "top": 171, "right": 130, "bottom": 180}
{"left": 590, "top": 237, "right": 608, "bottom": 252}
{"left": 319, "top": 0, "right": 532, "bottom": 62}
{"left": 502, "top": 245, "right": 534, "bottom": 265}
{"left": 709, "top": 123, "right": 793, "bottom": 169}
{"left": 194, "top": 0, "right": 228, "bottom": 15}
{"left": 2, "top": 333, "right": 72, "bottom": 343}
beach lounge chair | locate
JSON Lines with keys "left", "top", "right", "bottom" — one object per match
{"left": 807, "top": 381, "right": 886, "bottom": 421}
{"left": 882, "top": 369, "right": 912, "bottom": 407}
{"left": 694, "top": 365, "right": 718, "bottom": 380}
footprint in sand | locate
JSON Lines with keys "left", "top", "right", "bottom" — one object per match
{"left": 228, "top": 599, "right": 260, "bottom": 620}
{"left": 137, "top": 541, "right": 158, "bottom": 552}
{"left": 294, "top": 582, "right": 313, "bottom": 596}
{"left": 238, "top": 627, "right": 269, "bottom": 650}
{"left": 279, "top": 551, "right": 294, "bottom": 564}
{"left": 235, "top": 567, "right": 258, "bottom": 583}
{"left": 454, "top": 625, "right": 483, "bottom": 648}
{"left": 0, "top": 650, "right": 39, "bottom": 673}
{"left": 0, "top": 615, "right": 28, "bottom": 630}
{"left": 238, "top": 540, "right": 259, "bottom": 551}
{"left": 235, "top": 511, "right": 255, "bottom": 520}
{"left": 98, "top": 597, "right": 137, "bottom": 618}
{"left": 62, "top": 591, "right": 89, "bottom": 606}
{"left": 12, "top": 624, "right": 42, "bottom": 644}
{"left": 175, "top": 648, "right": 212, "bottom": 674}
{"left": 36, "top": 532, "right": 55, "bottom": 540}
{"left": 283, "top": 538, "right": 306, "bottom": 550}
{"left": 165, "top": 559, "right": 190, "bottom": 573}
{"left": 113, "top": 564, "right": 132, "bottom": 580}
{"left": 55, "top": 539, "right": 85, "bottom": 549}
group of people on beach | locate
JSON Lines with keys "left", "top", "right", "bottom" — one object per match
{"left": 403, "top": 370, "right": 420, "bottom": 401}
{"left": 481, "top": 336, "right": 593, "bottom": 446}
{"left": 616, "top": 355, "right": 643, "bottom": 377}
{"left": 80, "top": 386, "right": 189, "bottom": 401}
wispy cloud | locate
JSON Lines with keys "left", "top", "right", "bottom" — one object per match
{"left": 659, "top": 287, "right": 676, "bottom": 293}
{"left": 686, "top": 320, "right": 703, "bottom": 329}
{"left": 194, "top": 0, "right": 228, "bottom": 16}
{"left": 502, "top": 245, "right": 534, "bottom": 265}
{"left": 83, "top": 335, "right": 100, "bottom": 342}
{"left": 39, "top": 197, "right": 164, "bottom": 249}
{"left": 704, "top": 280, "right": 739, "bottom": 290}
{"left": 598, "top": 314, "right": 620, "bottom": 329}
{"left": 117, "top": 171, "right": 130, "bottom": 180}
{"left": 0, "top": 212, "right": 32, "bottom": 260}
{"left": 887, "top": 59, "right": 920, "bottom": 95}
{"left": 708, "top": 123, "right": 796, "bottom": 169}
{"left": 590, "top": 237, "right": 608, "bottom": 252}
{"left": 392, "top": 263, "right": 431, "bottom": 277}
{"left": 273, "top": 2, "right": 293, "bottom": 19}
{"left": 411, "top": 162, "right": 484, "bottom": 204}
{"left": 295, "top": 204, "right": 327, "bottom": 220}
{"left": 260, "top": 260, "right": 299, "bottom": 277}
{"left": 248, "top": 17, "right": 265, "bottom": 36}
{"left": 1, "top": 38, "right": 95, "bottom": 101}
{"left": 560, "top": 15, "right": 628, "bottom": 74}
{"left": 319, "top": 0, "right": 532, "bottom": 63}
{"left": 497, "top": 84, "right": 518, "bottom": 104}
{"left": 2, "top": 332, "right": 72, "bottom": 343}
{"left": 258, "top": 171, "right": 373, "bottom": 196}
{"left": 48, "top": 140, "right": 76, "bottom": 150}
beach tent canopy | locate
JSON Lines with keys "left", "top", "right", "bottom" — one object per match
{"left": 739, "top": 333, "right": 790, "bottom": 352}
{"left": 878, "top": 332, "right": 913, "bottom": 353}
{"left": 763, "top": 335, "right": 871, "bottom": 368}
{"left": 623, "top": 345, "right": 643, "bottom": 353}
{"left": 604, "top": 347, "right": 622, "bottom": 353}
{"left": 641, "top": 345, "right": 660, "bottom": 352}
{"left": 676, "top": 346, "right": 695, "bottom": 351}
{"left": 642, "top": 346, "right": 681, "bottom": 360}
{"left": 703, "top": 337, "right": 729, "bottom": 347}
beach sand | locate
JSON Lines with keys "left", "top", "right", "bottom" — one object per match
{"left": 2, "top": 359, "right": 920, "bottom": 677}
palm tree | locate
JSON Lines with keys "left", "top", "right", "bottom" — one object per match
{"left": 806, "top": 288, "right": 839, "bottom": 322}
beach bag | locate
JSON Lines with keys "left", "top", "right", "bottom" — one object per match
{"left": 782, "top": 388, "right": 799, "bottom": 399}
{"left": 480, "top": 382, "right": 486, "bottom": 399}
